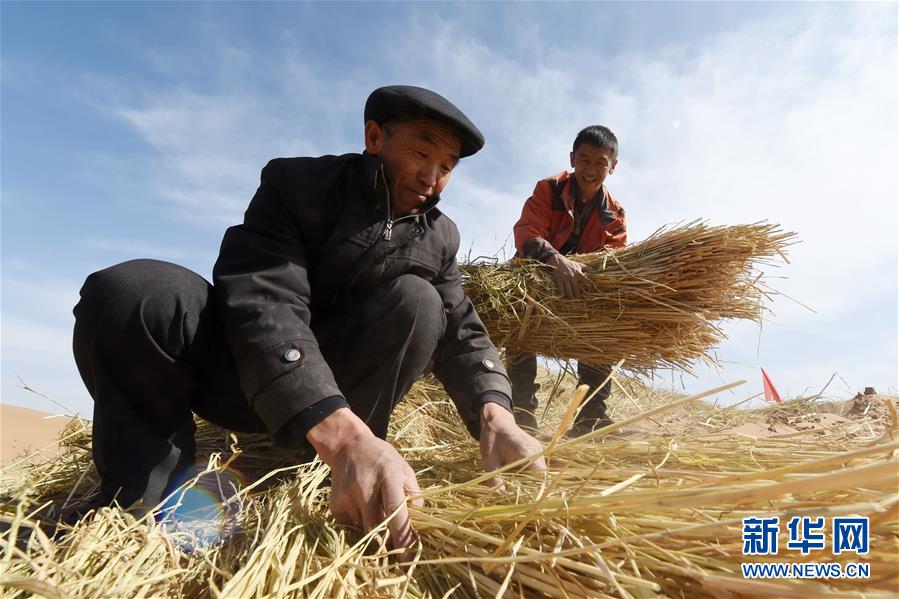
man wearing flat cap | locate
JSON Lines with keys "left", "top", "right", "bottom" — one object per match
{"left": 72, "top": 85, "right": 546, "bottom": 548}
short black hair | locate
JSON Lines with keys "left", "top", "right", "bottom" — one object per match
{"left": 573, "top": 125, "right": 618, "bottom": 158}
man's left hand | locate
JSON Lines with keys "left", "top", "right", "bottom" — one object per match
{"left": 479, "top": 402, "right": 547, "bottom": 486}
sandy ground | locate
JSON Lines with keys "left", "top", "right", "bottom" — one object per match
{"left": 1, "top": 403, "right": 72, "bottom": 470}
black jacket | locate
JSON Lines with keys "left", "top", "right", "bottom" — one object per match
{"left": 212, "top": 153, "right": 511, "bottom": 437}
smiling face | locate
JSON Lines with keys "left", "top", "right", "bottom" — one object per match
{"left": 569, "top": 143, "right": 617, "bottom": 202}
{"left": 364, "top": 118, "right": 462, "bottom": 216}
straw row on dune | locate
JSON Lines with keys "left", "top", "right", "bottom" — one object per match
{"left": 2, "top": 373, "right": 896, "bottom": 598}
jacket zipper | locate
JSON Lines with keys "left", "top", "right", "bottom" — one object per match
{"left": 384, "top": 212, "right": 423, "bottom": 241}
{"left": 376, "top": 163, "right": 432, "bottom": 241}
{"left": 380, "top": 165, "right": 395, "bottom": 241}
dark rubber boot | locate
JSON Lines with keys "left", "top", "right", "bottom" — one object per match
{"left": 506, "top": 353, "right": 540, "bottom": 430}
{"left": 568, "top": 363, "right": 613, "bottom": 437}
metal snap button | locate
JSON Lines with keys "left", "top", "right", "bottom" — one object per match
{"left": 482, "top": 358, "right": 495, "bottom": 369}
{"left": 284, "top": 349, "right": 302, "bottom": 362}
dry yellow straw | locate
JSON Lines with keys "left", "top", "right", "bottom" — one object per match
{"left": 462, "top": 221, "right": 798, "bottom": 374}
{"left": 2, "top": 376, "right": 896, "bottom": 598}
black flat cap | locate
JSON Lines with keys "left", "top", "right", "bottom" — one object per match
{"left": 364, "top": 85, "right": 485, "bottom": 157}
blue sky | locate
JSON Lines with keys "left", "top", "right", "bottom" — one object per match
{"left": 2, "top": 1, "right": 897, "bottom": 417}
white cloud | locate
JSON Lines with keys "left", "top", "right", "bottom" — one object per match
{"left": 83, "top": 237, "right": 192, "bottom": 260}
{"left": 0, "top": 264, "right": 92, "bottom": 413}
{"left": 1, "top": 268, "right": 83, "bottom": 326}
{"left": 109, "top": 90, "right": 281, "bottom": 226}
{"left": 1, "top": 315, "right": 73, "bottom": 359}
{"left": 94, "top": 50, "right": 358, "bottom": 227}
{"left": 1, "top": 315, "right": 92, "bottom": 415}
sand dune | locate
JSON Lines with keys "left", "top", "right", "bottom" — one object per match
{"left": 1, "top": 403, "right": 74, "bottom": 469}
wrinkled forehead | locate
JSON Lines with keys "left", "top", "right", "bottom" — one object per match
{"left": 391, "top": 118, "right": 462, "bottom": 159}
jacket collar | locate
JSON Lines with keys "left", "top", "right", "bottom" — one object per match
{"left": 360, "top": 152, "right": 442, "bottom": 218}
{"left": 564, "top": 173, "right": 616, "bottom": 225}
{"left": 566, "top": 175, "right": 602, "bottom": 207}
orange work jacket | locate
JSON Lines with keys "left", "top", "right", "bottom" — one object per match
{"left": 513, "top": 170, "right": 627, "bottom": 258}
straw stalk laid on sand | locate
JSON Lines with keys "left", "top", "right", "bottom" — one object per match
{"left": 461, "top": 221, "right": 798, "bottom": 374}
{"left": 1, "top": 374, "right": 896, "bottom": 598}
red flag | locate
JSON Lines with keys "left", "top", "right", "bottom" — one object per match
{"left": 761, "top": 368, "right": 782, "bottom": 403}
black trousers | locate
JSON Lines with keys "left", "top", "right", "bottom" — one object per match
{"left": 506, "top": 353, "right": 611, "bottom": 419}
{"left": 72, "top": 259, "right": 445, "bottom": 509}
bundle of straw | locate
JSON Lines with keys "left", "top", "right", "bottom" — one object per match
{"left": 461, "top": 221, "right": 798, "bottom": 373}
{"left": 2, "top": 375, "right": 896, "bottom": 598}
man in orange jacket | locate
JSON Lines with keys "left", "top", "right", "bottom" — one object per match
{"left": 510, "top": 125, "right": 627, "bottom": 435}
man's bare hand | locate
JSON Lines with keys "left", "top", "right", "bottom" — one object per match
{"left": 547, "top": 253, "right": 590, "bottom": 298}
{"left": 307, "top": 408, "right": 422, "bottom": 552}
{"left": 479, "top": 402, "right": 547, "bottom": 487}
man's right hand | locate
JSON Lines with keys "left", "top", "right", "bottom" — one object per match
{"left": 306, "top": 407, "right": 422, "bottom": 552}
{"left": 547, "top": 253, "right": 591, "bottom": 298}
